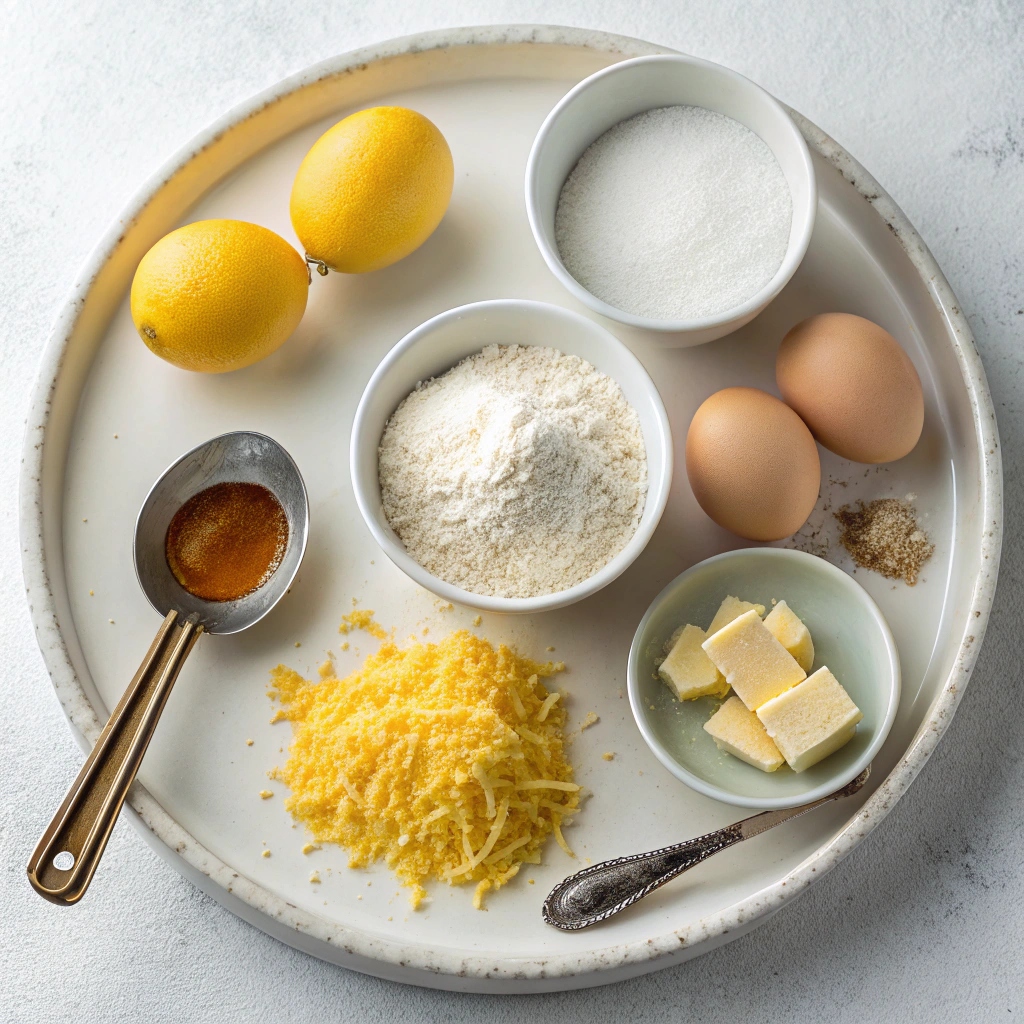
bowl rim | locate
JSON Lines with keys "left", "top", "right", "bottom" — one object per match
{"left": 525, "top": 53, "right": 818, "bottom": 334}
{"left": 627, "top": 546, "right": 902, "bottom": 809}
{"left": 349, "top": 297, "right": 673, "bottom": 614}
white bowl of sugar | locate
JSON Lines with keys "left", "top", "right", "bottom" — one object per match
{"left": 525, "top": 54, "right": 817, "bottom": 345}
{"left": 350, "top": 299, "right": 673, "bottom": 614}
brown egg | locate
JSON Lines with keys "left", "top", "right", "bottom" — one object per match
{"left": 686, "top": 387, "right": 820, "bottom": 541}
{"left": 776, "top": 313, "right": 924, "bottom": 463}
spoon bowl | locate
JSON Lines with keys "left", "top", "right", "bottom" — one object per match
{"left": 134, "top": 431, "right": 309, "bottom": 633}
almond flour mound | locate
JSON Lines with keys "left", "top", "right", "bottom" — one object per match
{"left": 268, "top": 630, "right": 579, "bottom": 909}
{"left": 378, "top": 344, "right": 647, "bottom": 598}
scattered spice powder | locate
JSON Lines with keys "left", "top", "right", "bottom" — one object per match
{"left": 834, "top": 498, "right": 934, "bottom": 586}
{"left": 165, "top": 482, "right": 288, "bottom": 602}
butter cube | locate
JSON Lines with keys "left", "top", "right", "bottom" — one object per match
{"left": 704, "top": 696, "right": 784, "bottom": 772}
{"left": 756, "top": 667, "right": 863, "bottom": 773}
{"left": 707, "top": 595, "right": 766, "bottom": 636}
{"left": 702, "top": 609, "right": 806, "bottom": 710}
{"left": 763, "top": 600, "right": 815, "bottom": 672}
{"left": 659, "top": 625, "right": 729, "bottom": 700}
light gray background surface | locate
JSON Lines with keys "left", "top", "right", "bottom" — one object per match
{"left": 2, "top": 2, "right": 1021, "bottom": 1020}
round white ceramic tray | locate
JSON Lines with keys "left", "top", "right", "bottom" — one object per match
{"left": 21, "top": 26, "right": 1002, "bottom": 993}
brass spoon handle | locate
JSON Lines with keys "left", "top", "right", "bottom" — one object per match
{"left": 542, "top": 766, "right": 871, "bottom": 930}
{"left": 27, "top": 610, "right": 202, "bottom": 905}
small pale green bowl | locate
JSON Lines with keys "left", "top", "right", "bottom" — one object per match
{"left": 628, "top": 548, "right": 900, "bottom": 809}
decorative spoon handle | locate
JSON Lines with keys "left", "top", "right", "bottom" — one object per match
{"left": 27, "top": 610, "right": 202, "bottom": 905}
{"left": 542, "top": 766, "right": 870, "bottom": 930}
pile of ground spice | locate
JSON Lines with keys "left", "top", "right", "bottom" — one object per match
{"left": 268, "top": 630, "right": 579, "bottom": 909}
{"left": 165, "top": 481, "right": 288, "bottom": 601}
{"left": 834, "top": 498, "right": 934, "bottom": 586}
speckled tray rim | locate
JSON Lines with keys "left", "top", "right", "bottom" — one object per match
{"left": 19, "top": 25, "right": 1003, "bottom": 992}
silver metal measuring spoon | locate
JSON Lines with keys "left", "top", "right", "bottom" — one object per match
{"left": 28, "top": 431, "right": 308, "bottom": 905}
{"left": 543, "top": 766, "right": 870, "bottom": 930}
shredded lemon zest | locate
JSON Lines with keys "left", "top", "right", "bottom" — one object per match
{"left": 473, "top": 762, "right": 496, "bottom": 819}
{"left": 484, "top": 834, "right": 533, "bottom": 865}
{"left": 508, "top": 687, "right": 527, "bottom": 721}
{"left": 516, "top": 725, "right": 545, "bottom": 745}
{"left": 269, "top": 630, "right": 579, "bottom": 909}
{"left": 473, "top": 878, "right": 492, "bottom": 910}
{"left": 517, "top": 780, "right": 580, "bottom": 792}
{"left": 550, "top": 815, "right": 574, "bottom": 858}
{"left": 540, "top": 798, "right": 580, "bottom": 816}
{"left": 536, "top": 692, "right": 560, "bottom": 722}
{"left": 339, "top": 775, "right": 363, "bottom": 806}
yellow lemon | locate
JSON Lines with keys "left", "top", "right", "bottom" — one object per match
{"left": 290, "top": 106, "right": 454, "bottom": 274}
{"left": 130, "top": 219, "right": 308, "bottom": 373}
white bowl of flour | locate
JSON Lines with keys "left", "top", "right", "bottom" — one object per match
{"left": 525, "top": 54, "right": 816, "bottom": 345}
{"left": 350, "top": 299, "right": 672, "bottom": 613}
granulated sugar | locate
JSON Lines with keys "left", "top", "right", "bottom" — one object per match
{"left": 378, "top": 344, "right": 647, "bottom": 598}
{"left": 555, "top": 105, "right": 792, "bottom": 321}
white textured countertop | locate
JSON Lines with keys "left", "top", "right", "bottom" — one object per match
{"left": 2, "top": 2, "right": 1021, "bottom": 1020}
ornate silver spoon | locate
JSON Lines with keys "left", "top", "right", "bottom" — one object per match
{"left": 543, "top": 766, "right": 870, "bottom": 930}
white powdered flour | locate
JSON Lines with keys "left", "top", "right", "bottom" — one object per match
{"left": 555, "top": 105, "right": 792, "bottom": 321}
{"left": 378, "top": 344, "right": 648, "bottom": 598}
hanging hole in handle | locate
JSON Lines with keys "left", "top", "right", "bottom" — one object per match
{"left": 52, "top": 851, "right": 75, "bottom": 871}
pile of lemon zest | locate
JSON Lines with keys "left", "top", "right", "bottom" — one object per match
{"left": 269, "top": 629, "right": 578, "bottom": 908}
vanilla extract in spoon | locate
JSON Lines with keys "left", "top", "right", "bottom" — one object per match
{"left": 166, "top": 481, "right": 288, "bottom": 602}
